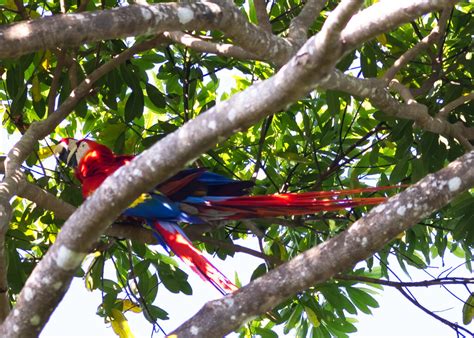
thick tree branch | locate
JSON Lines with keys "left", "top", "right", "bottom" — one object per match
{"left": 171, "top": 150, "right": 474, "bottom": 337}
{"left": 341, "top": 0, "right": 457, "bottom": 51}
{"left": 0, "top": 1, "right": 294, "bottom": 65}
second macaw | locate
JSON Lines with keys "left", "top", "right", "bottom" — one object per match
{"left": 55, "top": 138, "right": 393, "bottom": 294}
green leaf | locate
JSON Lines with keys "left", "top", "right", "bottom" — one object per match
{"left": 361, "top": 45, "right": 377, "bottom": 77}
{"left": 346, "top": 287, "right": 379, "bottom": 314}
{"left": 463, "top": 292, "right": 474, "bottom": 325}
{"left": 144, "top": 304, "right": 169, "bottom": 322}
{"left": 146, "top": 83, "right": 166, "bottom": 109}
{"left": 326, "top": 90, "right": 340, "bottom": 116}
{"left": 304, "top": 306, "right": 321, "bottom": 327}
{"left": 284, "top": 304, "right": 303, "bottom": 333}
{"left": 275, "top": 150, "right": 312, "bottom": 164}
{"left": 124, "top": 90, "right": 144, "bottom": 122}
{"left": 254, "top": 327, "right": 278, "bottom": 338}
{"left": 120, "top": 63, "right": 141, "bottom": 90}
{"left": 390, "top": 158, "right": 408, "bottom": 184}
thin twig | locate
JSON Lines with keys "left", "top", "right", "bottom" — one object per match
{"left": 437, "top": 92, "right": 474, "bottom": 119}
{"left": 336, "top": 274, "right": 474, "bottom": 287}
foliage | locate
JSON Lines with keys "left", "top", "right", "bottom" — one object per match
{"left": 0, "top": 0, "right": 473, "bottom": 336}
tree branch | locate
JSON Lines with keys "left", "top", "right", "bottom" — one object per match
{"left": 382, "top": 7, "right": 452, "bottom": 83}
{"left": 336, "top": 274, "right": 474, "bottom": 288}
{"left": 163, "top": 31, "right": 258, "bottom": 60}
{"left": 0, "top": 1, "right": 295, "bottom": 66}
{"left": 253, "top": 0, "right": 272, "bottom": 32}
{"left": 319, "top": 70, "right": 474, "bottom": 149}
{"left": 437, "top": 92, "right": 474, "bottom": 119}
{"left": 397, "top": 283, "right": 472, "bottom": 336}
{"left": 287, "top": 0, "right": 327, "bottom": 47}
{"left": 197, "top": 236, "right": 282, "bottom": 265}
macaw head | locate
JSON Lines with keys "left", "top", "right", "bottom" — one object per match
{"left": 55, "top": 138, "right": 110, "bottom": 168}
{"left": 54, "top": 138, "right": 93, "bottom": 168}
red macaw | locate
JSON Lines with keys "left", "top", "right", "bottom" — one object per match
{"left": 55, "top": 138, "right": 394, "bottom": 294}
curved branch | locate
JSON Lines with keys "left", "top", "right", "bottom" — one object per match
{"left": 319, "top": 70, "right": 474, "bottom": 149}
{"left": 397, "top": 284, "right": 473, "bottom": 336}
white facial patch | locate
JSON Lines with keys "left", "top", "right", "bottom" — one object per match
{"left": 75, "top": 142, "right": 91, "bottom": 163}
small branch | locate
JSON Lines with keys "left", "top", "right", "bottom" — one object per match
{"left": 397, "top": 285, "right": 473, "bottom": 336}
{"left": 287, "top": 0, "right": 327, "bottom": 47}
{"left": 0, "top": 198, "right": 13, "bottom": 321}
{"left": 60, "top": 0, "right": 66, "bottom": 13}
{"left": 47, "top": 51, "right": 67, "bottom": 115}
{"left": 389, "top": 79, "right": 416, "bottom": 103}
{"left": 336, "top": 274, "right": 474, "bottom": 288}
{"left": 77, "top": 0, "right": 90, "bottom": 12}
{"left": 197, "top": 236, "right": 282, "bottom": 265}
{"left": 410, "top": 8, "right": 452, "bottom": 98}
{"left": 383, "top": 7, "right": 452, "bottom": 83}
{"left": 437, "top": 92, "right": 474, "bottom": 119}
{"left": 253, "top": 0, "right": 272, "bottom": 32}
{"left": 163, "top": 32, "right": 258, "bottom": 60}
{"left": 13, "top": 0, "right": 28, "bottom": 19}
{"left": 252, "top": 116, "right": 272, "bottom": 180}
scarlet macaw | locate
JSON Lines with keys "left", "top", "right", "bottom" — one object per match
{"left": 55, "top": 138, "right": 392, "bottom": 294}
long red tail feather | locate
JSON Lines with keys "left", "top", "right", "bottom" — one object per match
{"left": 152, "top": 221, "right": 238, "bottom": 294}
{"left": 193, "top": 185, "right": 399, "bottom": 220}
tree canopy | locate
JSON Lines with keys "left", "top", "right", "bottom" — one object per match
{"left": 0, "top": 0, "right": 473, "bottom": 337}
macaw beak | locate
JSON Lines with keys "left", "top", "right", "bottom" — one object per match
{"left": 54, "top": 142, "right": 68, "bottom": 162}
{"left": 66, "top": 146, "right": 78, "bottom": 167}
{"left": 54, "top": 139, "right": 78, "bottom": 167}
